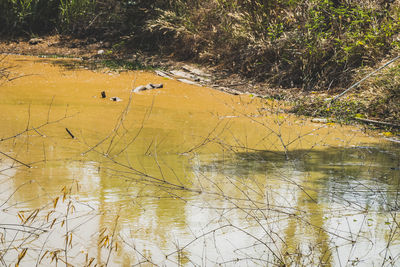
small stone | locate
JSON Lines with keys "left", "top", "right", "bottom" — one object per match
{"left": 145, "top": 84, "right": 154, "bottom": 90}
{"left": 97, "top": 49, "right": 105, "bottom": 55}
{"left": 148, "top": 83, "right": 163, "bottom": 89}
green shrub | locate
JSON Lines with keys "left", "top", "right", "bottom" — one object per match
{"left": 59, "top": 0, "right": 95, "bottom": 34}
{"left": 0, "top": 0, "right": 60, "bottom": 35}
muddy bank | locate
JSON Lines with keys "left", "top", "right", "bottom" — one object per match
{"left": 1, "top": 36, "right": 399, "bottom": 137}
{"left": 0, "top": 35, "right": 299, "bottom": 97}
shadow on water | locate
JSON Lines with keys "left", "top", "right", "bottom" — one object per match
{"left": 12, "top": 56, "right": 148, "bottom": 72}
{"left": 36, "top": 57, "right": 147, "bottom": 71}
{"left": 198, "top": 143, "right": 400, "bottom": 212}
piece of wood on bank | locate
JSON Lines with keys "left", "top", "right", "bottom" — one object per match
{"left": 331, "top": 55, "right": 400, "bottom": 103}
{"left": 182, "top": 65, "right": 212, "bottom": 77}
{"left": 171, "top": 70, "right": 197, "bottom": 80}
{"left": 354, "top": 117, "right": 400, "bottom": 128}
{"left": 385, "top": 137, "right": 400, "bottom": 144}
{"left": 155, "top": 70, "right": 172, "bottom": 79}
{"left": 177, "top": 78, "right": 200, "bottom": 85}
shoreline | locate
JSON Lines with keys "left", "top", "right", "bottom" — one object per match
{"left": 1, "top": 35, "right": 399, "bottom": 138}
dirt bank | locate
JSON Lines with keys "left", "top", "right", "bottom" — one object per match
{"left": 1, "top": 35, "right": 399, "bottom": 136}
{"left": 0, "top": 35, "right": 299, "bottom": 97}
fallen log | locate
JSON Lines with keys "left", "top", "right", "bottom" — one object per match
{"left": 353, "top": 117, "right": 400, "bottom": 128}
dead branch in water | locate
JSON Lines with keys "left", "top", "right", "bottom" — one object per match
{"left": 0, "top": 151, "right": 31, "bottom": 168}
{"left": 0, "top": 55, "right": 37, "bottom": 85}
{"left": 0, "top": 100, "right": 77, "bottom": 176}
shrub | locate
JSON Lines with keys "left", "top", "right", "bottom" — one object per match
{"left": 0, "top": 0, "right": 60, "bottom": 35}
{"left": 59, "top": 0, "right": 95, "bottom": 34}
{"left": 146, "top": 0, "right": 400, "bottom": 90}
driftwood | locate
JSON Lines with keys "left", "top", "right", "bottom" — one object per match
{"left": 354, "top": 117, "right": 400, "bottom": 128}
{"left": 177, "top": 78, "right": 199, "bottom": 85}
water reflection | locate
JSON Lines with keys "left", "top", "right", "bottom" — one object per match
{"left": 195, "top": 144, "right": 400, "bottom": 265}
{"left": 203, "top": 145, "right": 400, "bottom": 210}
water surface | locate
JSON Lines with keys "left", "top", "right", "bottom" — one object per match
{"left": 0, "top": 55, "right": 399, "bottom": 266}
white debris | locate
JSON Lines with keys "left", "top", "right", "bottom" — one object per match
{"left": 110, "top": 97, "right": 122, "bottom": 102}
{"left": 177, "top": 79, "right": 200, "bottom": 85}
{"left": 155, "top": 70, "right": 172, "bottom": 79}
{"left": 311, "top": 118, "right": 328, "bottom": 123}
{"left": 182, "top": 65, "right": 212, "bottom": 77}
{"left": 133, "top": 85, "right": 146, "bottom": 92}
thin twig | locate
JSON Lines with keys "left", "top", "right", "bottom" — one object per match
{"left": 0, "top": 151, "right": 31, "bottom": 168}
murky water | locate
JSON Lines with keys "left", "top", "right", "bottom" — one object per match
{"left": 0, "top": 55, "right": 399, "bottom": 266}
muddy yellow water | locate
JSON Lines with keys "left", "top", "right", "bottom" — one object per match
{"left": 0, "top": 55, "right": 399, "bottom": 266}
